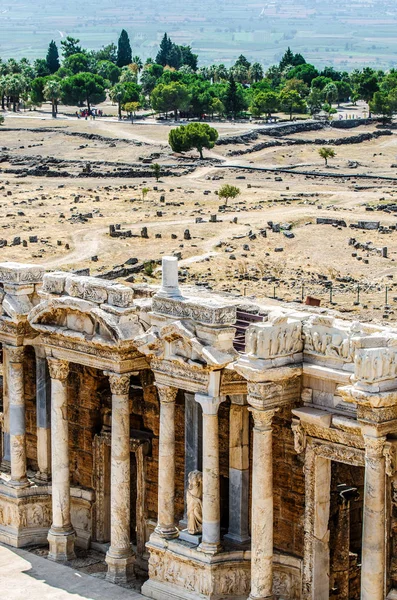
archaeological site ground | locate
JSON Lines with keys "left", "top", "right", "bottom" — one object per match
{"left": 1, "top": 103, "right": 397, "bottom": 600}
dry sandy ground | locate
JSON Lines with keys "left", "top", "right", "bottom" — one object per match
{"left": 1, "top": 114, "right": 397, "bottom": 324}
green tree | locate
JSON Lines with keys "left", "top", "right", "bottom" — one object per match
{"left": 97, "top": 60, "right": 121, "bottom": 84}
{"left": 132, "top": 56, "right": 143, "bottom": 72}
{"left": 94, "top": 43, "right": 118, "bottom": 63}
{"left": 335, "top": 80, "right": 352, "bottom": 104}
{"left": 156, "top": 33, "right": 172, "bottom": 66}
{"left": 4, "top": 73, "right": 28, "bottom": 111}
{"left": 43, "top": 78, "right": 62, "bottom": 118}
{"left": 60, "top": 36, "right": 83, "bottom": 59}
{"left": 218, "top": 184, "right": 240, "bottom": 207}
{"left": 369, "top": 91, "right": 393, "bottom": 123}
{"left": 46, "top": 41, "right": 60, "bottom": 73}
{"left": 117, "top": 30, "right": 132, "bottom": 68}
{"left": 64, "top": 53, "right": 90, "bottom": 75}
{"left": 110, "top": 81, "right": 140, "bottom": 118}
{"left": 286, "top": 63, "right": 319, "bottom": 86}
{"left": 151, "top": 163, "right": 161, "bottom": 181}
{"left": 323, "top": 82, "right": 338, "bottom": 105}
{"left": 307, "top": 88, "right": 323, "bottom": 115}
{"left": 250, "top": 91, "right": 279, "bottom": 118}
{"left": 34, "top": 59, "right": 50, "bottom": 78}
{"left": 319, "top": 147, "right": 336, "bottom": 166}
{"left": 249, "top": 62, "right": 264, "bottom": 83}
{"left": 151, "top": 82, "right": 190, "bottom": 120}
{"left": 210, "top": 97, "right": 224, "bottom": 118}
{"left": 224, "top": 75, "right": 247, "bottom": 118}
{"left": 179, "top": 46, "right": 198, "bottom": 71}
{"left": 30, "top": 77, "right": 47, "bottom": 105}
{"left": 61, "top": 73, "right": 107, "bottom": 111}
{"left": 168, "top": 122, "right": 218, "bottom": 159}
{"left": 279, "top": 89, "right": 306, "bottom": 119}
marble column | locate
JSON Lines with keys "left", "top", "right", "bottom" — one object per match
{"left": 105, "top": 372, "right": 134, "bottom": 583}
{"left": 195, "top": 394, "right": 225, "bottom": 554}
{"left": 248, "top": 408, "right": 277, "bottom": 600}
{"left": 1, "top": 344, "right": 10, "bottom": 470}
{"left": 155, "top": 384, "right": 179, "bottom": 539}
{"left": 47, "top": 358, "right": 75, "bottom": 562}
{"left": 35, "top": 348, "right": 51, "bottom": 481}
{"left": 4, "top": 344, "right": 28, "bottom": 488}
{"left": 361, "top": 434, "right": 386, "bottom": 600}
{"left": 181, "top": 392, "right": 202, "bottom": 526}
{"left": 225, "top": 399, "right": 250, "bottom": 544}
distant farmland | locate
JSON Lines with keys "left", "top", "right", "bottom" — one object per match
{"left": 1, "top": 0, "right": 397, "bottom": 70}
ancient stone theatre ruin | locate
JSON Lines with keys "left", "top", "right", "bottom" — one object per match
{"left": 0, "top": 258, "right": 396, "bottom": 600}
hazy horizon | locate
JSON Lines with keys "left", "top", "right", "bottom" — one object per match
{"left": 1, "top": 0, "right": 397, "bottom": 70}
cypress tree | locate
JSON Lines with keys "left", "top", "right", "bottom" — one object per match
{"left": 46, "top": 41, "right": 60, "bottom": 74}
{"left": 156, "top": 33, "right": 172, "bottom": 66}
{"left": 117, "top": 30, "right": 132, "bottom": 68}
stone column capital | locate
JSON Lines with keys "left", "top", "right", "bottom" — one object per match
{"left": 249, "top": 407, "right": 278, "bottom": 431}
{"left": 156, "top": 384, "right": 178, "bottom": 404}
{"left": 195, "top": 394, "right": 225, "bottom": 415}
{"left": 4, "top": 345, "right": 25, "bottom": 363}
{"left": 105, "top": 372, "right": 131, "bottom": 396}
{"left": 363, "top": 434, "right": 387, "bottom": 458}
{"left": 48, "top": 358, "right": 69, "bottom": 382}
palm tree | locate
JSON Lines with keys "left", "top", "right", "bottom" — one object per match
{"left": 249, "top": 62, "right": 264, "bottom": 83}
{"left": 5, "top": 74, "right": 27, "bottom": 111}
{"left": 43, "top": 79, "right": 62, "bottom": 118}
{"left": 319, "top": 147, "right": 336, "bottom": 166}
{"left": 132, "top": 56, "right": 143, "bottom": 72}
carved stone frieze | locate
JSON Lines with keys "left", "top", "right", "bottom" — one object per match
{"left": 152, "top": 295, "right": 236, "bottom": 326}
{"left": 303, "top": 315, "right": 363, "bottom": 363}
{"left": 355, "top": 347, "right": 397, "bottom": 384}
{"left": 246, "top": 312, "right": 303, "bottom": 360}
{"left": 0, "top": 262, "right": 45, "bottom": 285}
{"left": 311, "top": 439, "right": 365, "bottom": 467}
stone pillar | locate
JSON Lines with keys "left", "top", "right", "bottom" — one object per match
{"left": 47, "top": 358, "right": 75, "bottom": 562}
{"left": 105, "top": 372, "right": 134, "bottom": 583}
{"left": 157, "top": 256, "right": 182, "bottom": 298}
{"left": 195, "top": 394, "right": 224, "bottom": 554}
{"left": 1, "top": 344, "right": 10, "bottom": 470}
{"left": 248, "top": 408, "right": 277, "bottom": 600}
{"left": 361, "top": 434, "right": 386, "bottom": 600}
{"left": 181, "top": 392, "right": 202, "bottom": 525}
{"left": 35, "top": 348, "right": 51, "bottom": 481}
{"left": 331, "top": 484, "right": 358, "bottom": 600}
{"left": 225, "top": 399, "right": 249, "bottom": 544}
{"left": 4, "top": 344, "right": 28, "bottom": 488}
{"left": 155, "top": 384, "right": 179, "bottom": 539}
{"left": 303, "top": 445, "right": 331, "bottom": 600}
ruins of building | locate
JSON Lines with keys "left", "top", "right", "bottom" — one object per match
{"left": 0, "top": 257, "right": 396, "bottom": 600}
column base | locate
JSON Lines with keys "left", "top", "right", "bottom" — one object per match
{"left": 224, "top": 532, "right": 250, "bottom": 545}
{"left": 154, "top": 525, "right": 179, "bottom": 540}
{"left": 35, "top": 471, "right": 51, "bottom": 482}
{"left": 105, "top": 551, "right": 135, "bottom": 584}
{"left": 48, "top": 528, "right": 76, "bottom": 562}
{"left": 6, "top": 478, "right": 30, "bottom": 490}
{"left": 197, "top": 541, "right": 222, "bottom": 555}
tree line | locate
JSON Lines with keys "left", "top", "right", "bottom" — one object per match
{"left": 1, "top": 32, "right": 397, "bottom": 121}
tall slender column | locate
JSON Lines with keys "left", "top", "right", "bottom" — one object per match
{"left": 361, "top": 434, "right": 386, "bottom": 600}
{"left": 1, "top": 344, "right": 10, "bottom": 470}
{"left": 4, "top": 344, "right": 28, "bottom": 488}
{"left": 155, "top": 384, "right": 179, "bottom": 539}
{"left": 35, "top": 348, "right": 51, "bottom": 481}
{"left": 248, "top": 408, "right": 277, "bottom": 600}
{"left": 105, "top": 372, "right": 134, "bottom": 583}
{"left": 195, "top": 394, "right": 224, "bottom": 554}
{"left": 47, "top": 358, "right": 75, "bottom": 561}
{"left": 225, "top": 400, "right": 250, "bottom": 543}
